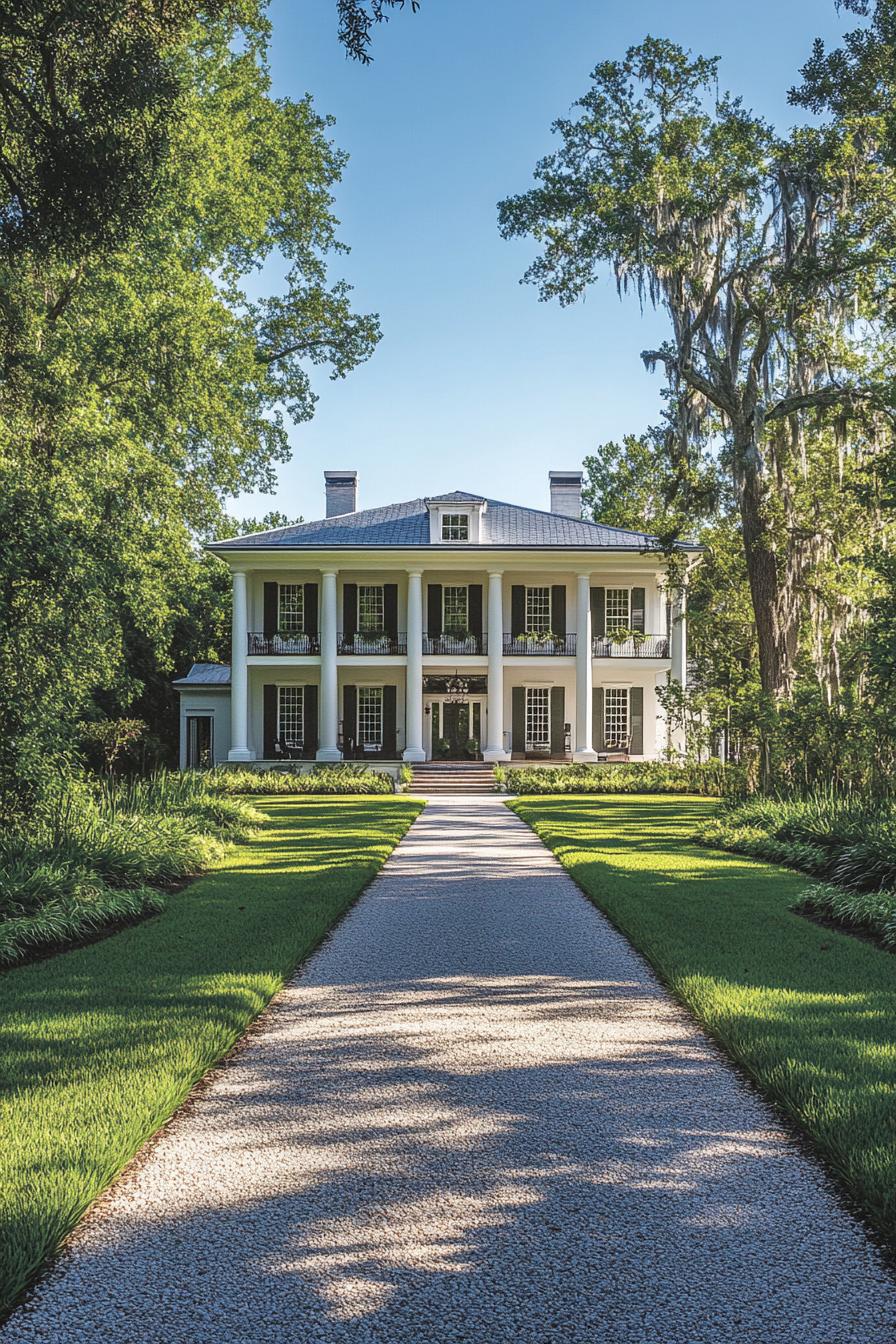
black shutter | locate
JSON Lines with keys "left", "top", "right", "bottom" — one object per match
{"left": 382, "top": 685, "right": 397, "bottom": 755}
{"left": 263, "top": 684, "right": 278, "bottom": 758}
{"left": 303, "top": 583, "right": 318, "bottom": 637}
{"left": 343, "top": 583, "right": 357, "bottom": 639}
{"left": 469, "top": 584, "right": 483, "bottom": 642}
{"left": 593, "top": 687, "right": 605, "bottom": 753}
{"left": 550, "top": 686, "right": 565, "bottom": 755}
{"left": 511, "top": 585, "right": 525, "bottom": 638}
{"left": 263, "top": 583, "right": 278, "bottom": 638}
{"left": 511, "top": 686, "right": 525, "bottom": 753}
{"left": 427, "top": 583, "right": 442, "bottom": 637}
{"left": 591, "top": 587, "right": 605, "bottom": 637}
{"left": 630, "top": 686, "right": 644, "bottom": 754}
{"left": 303, "top": 684, "right": 318, "bottom": 758}
{"left": 551, "top": 585, "right": 566, "bottom": 638}
{"left": 343, "top": 684, "right": 357, "bottom": 755}
{"left": 384, "top": 584, "right": 399, "bottom": 640}
{"left": 631, "top": 587, "right": 646, "bottom": 633}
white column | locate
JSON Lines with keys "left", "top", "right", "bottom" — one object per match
{"left": 403, "top": 570, "right": 425, "bottom": 762}
{"left": 670, "top": 589, "right": 687, "bottom": 689}
{"left": 573, "top": 572, "right": 598, "bottom": 762}
{"left": 483, "top": 571, "right": 508, "bottom": 761}
{"left": 669, "top": 587, "right": 687, "bottom": 756}
{"left": 317, "top": 569, "right": 341, "bottom": 760}
{"left": 228, "top": 569, "right": 254, "bottom": 761}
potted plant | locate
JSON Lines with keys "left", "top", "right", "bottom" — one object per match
{"left": 358, "top": 625, "right": 388, "bottom": 652}
{"left": 435, "top": 736, "right": 451, "bottom": 759}
{"left": 464, "top": 736, "right": 480, "bottom": 759}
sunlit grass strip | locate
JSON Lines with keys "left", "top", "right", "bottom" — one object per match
{"left": 510, "top": 794, "right": 896, "bottom": 1245}
{"left": 0, "top": 796, "right": 423, "bottom": 1316}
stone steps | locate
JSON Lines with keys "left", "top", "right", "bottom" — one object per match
{"left": 409, "top": 763, "right": 496, "bottom": 795}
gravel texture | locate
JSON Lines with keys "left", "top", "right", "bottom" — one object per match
{"left": 5, "top": 796, "right": 895, "bottom": 1344}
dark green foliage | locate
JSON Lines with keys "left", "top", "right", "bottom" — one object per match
{"left": 512, "top": 796, "right": 896, "bottom": 1244}
{"left": 0, "top": 771, "right": 262, "bottom": 964}
{"left": 500, "top": 761, "right": 742, "bottom": 797}
{"left": 799, "top": 882, "right": 896, "bottom": 951}
{"left": 0, "top": 796, "right": 422, "bottom": 1312}
{"left": 212, "top": 765, "right": 396, "bottom": 795}
{"left": 699, "top": 792, "right": 896, "bottom": 893}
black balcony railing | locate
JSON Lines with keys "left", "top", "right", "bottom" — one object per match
{"left": 503, "top": 633, "right": 577, "bottom": 656}
{"left": 248, "top": 632, "right": 320, "bottom": 655}
{"left": 423, "top": 633, "right": 486, "bottom": 656}
{"left": 592, "top": 634, "right": 669, "bottom": 658}
{"left": 338, "top": 631, "right": 407, "bottom": 655}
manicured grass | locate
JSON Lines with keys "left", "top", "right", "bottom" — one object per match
{"left": 0, "top": 796, "right": 422, "bottom": 1316}
{"left": 510, "top": 794, "right": 896, "bottom": 1244}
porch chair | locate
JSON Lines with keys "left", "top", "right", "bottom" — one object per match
{"left": 597, "top": 733, "right": 632, "bottom": 763}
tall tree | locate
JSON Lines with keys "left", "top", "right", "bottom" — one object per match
{"left": 498, "top": 38, "right": 896, "bottom": 706}
{"left": 0, "top": 9, "right": 380, "bottom": 808}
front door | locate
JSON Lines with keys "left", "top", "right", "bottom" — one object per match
{"left": 428, "top": 698, "right": 484, "bottom": 759}
{"left": 443, "top": 703, "right": 470, "bottom": 758}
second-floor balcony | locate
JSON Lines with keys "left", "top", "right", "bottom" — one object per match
{"left": 248, "top": 629, "right": 671, "bottom": 659}
{"left": 249, "top": 632, "right": 320, "bottom": 655}
{"left": 503, "top": 633, "right": 577, "bottom": 656}
{"left": 338, "top": 631, "right": 408, "bottom": 655}
{"left": 593, "top": 633, "right": 669, "bottom": 658}
{"left": 423, "top": 633, "right": 486, "bottom": 656}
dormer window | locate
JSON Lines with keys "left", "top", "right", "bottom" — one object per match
{"left": 441, "top": 513, "right": 470, "bottom": 542}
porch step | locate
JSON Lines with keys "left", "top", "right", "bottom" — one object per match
{"left": 409, "top": 763, "right": 497, "bottom": 795}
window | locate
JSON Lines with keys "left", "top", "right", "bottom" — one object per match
{"left": 604, "top": 687, "right": 629, "bottom": 746}
{"left": 526, "top": 686, "right": 550, "bottom": 749}
{"left": 605, "top": 588, "right": 631, "bottom": 631}
{"left": 278, "top": 686, "right": 304, "bottom": 747}
{"left": 443, "top": 585, "right": 468, "bottom": 632}
{"left": 358, "top": 585, "right": 384, "bottom": 633}
{"left": 358, "top": 686, "right": 383, "bottom": 747}
{"left": 278, "top": 584, "right": 304, "bottom": 634}
{"left": 441, "top": 513, "right": 469, "bottom": 541}
{"left": 526, "top": 586, "right": 551, "bottom": 633}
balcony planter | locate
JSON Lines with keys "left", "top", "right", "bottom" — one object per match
{"left": 355, "top": 628, "right": 391, "bottom": 654}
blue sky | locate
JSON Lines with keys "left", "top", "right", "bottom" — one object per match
{"left": 236, "top": 0, "right": 848, "bottom": 523}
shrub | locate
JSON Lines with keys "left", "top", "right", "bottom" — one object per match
{"left": 799, "top": 882, "right": 896, "bottom": 950}
{"left": 500, "top": 760, "right": 742, "bottom": 797}
{"left": 211, "top": 764, "right": 395, "bottom": 795}
{"left": 0, "top": 770, "right": 262, "bottom": 965}
{"left": 699, "top": 792, "right": 896, "bottom": 892}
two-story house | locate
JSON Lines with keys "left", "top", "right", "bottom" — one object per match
{"left": 175, "top": 470, "right": 699, "bottom": 770}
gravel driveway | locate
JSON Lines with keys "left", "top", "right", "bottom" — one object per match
{"left": 4, "top": 797, "right": 895, "bottom": 1344}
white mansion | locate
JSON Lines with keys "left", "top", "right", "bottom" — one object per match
{"left": 175, "top": 471, "right": 698, "bottom": 769}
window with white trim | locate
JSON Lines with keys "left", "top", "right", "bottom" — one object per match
{"left": 605, "top": 588, "right": 631, "bottom": 631}
{"left": 526, "top": 586, "right": 551, "bottom": 633}
{"left": 604, "top": 687, "right": 629, "bottom": 746}
{"left": 278, "top": 686, "right": 304, "bottom": 747}
{"left": 526, "top": 686, "right": 550, "bottom": 749}
{"left": 441, "top": 513, "right": 469, "bottom": 541}
{"left": 358, "top": 686, "right": 384, "bottom": 746}
{"left": 358, "top": 585, "right": 384, "bottom": 633}
{"left": 278, "top": 584, "right": 304, "bottom": 634}
{"left": 443, "top": 585, "right": 469, "bottom": 632}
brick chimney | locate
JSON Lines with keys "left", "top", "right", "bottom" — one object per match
{"left": 549, "top": 470, "right": 583, "bottom": 519}
{"left": 324, "top": 470, "right": 358, "bottom": 517}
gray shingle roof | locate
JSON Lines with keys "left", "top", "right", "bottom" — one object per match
{"left": 210, "top": 491, "right": 698, "bottom": 551}
{"left": 172, "top": 663, "right": 231, "bottom": 687}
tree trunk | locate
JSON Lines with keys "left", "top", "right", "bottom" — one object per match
{"left": 736, "top": 448, "right": 800, "bottom": 701}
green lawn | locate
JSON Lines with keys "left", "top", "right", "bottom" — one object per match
{"left": 0, "top": 796, "right": 422, "bottom": 1316}
{"left": 510, "top": 794, "right": 896, "bottom": 1244}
